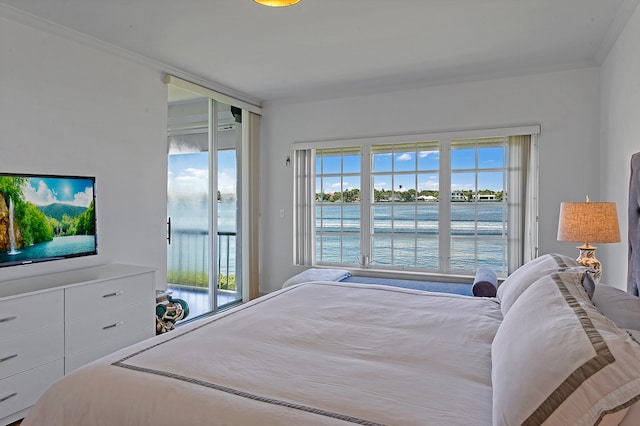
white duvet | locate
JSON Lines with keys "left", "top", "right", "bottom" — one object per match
{"left": 23, "top": 282, "right": 502, "bottom": 426}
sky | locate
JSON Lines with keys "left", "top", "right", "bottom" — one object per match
{"left": 167, "top": 145, "right": 505, "bottom": 201}
{"left": 168, "top": 150, "right": 237, "bottom": 197}
{"left": 317, "top": 146, "right": 506, "bottom": 194}
{"left": 22, "top": 176, "right": 94, "bottom": 207}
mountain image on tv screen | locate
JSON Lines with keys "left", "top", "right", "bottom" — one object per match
{"left": 0, "top": 174, "right": 97, "bottom": 268}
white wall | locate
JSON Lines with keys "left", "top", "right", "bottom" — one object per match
{"left": 1, "top": 8, "right": 623, "bottom": 296}
{"left": 600, "top": 4, "right": 640, "bottom": 290}
{"left": 0, "top": 16, "right": 169, "bottom": 285}
{"left": 260, "top": 68, "right": 602, "bottom": 293}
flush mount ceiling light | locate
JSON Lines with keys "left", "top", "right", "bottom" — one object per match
{"left": 253, "top": 0, "right": 301, "bottom": 6}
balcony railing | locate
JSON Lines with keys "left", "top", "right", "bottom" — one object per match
{"left": 167, "top": 229, "right": 236, "bottom": 291}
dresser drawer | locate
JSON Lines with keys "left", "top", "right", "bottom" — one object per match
{"left": 65, "top": 273, "right": 153, "bottom": 322}
{"left": 65, "top": 328, "right": 154, "bottom": 373}
{"left": 0, "top": 291, "right": 63, "bottom": 340}
{"left": 65, "top": 301, "right": 153, "bottom": 356}
{"left": 0, "top": 359, "right": 63, "bottom": 420}
{"left": 0, "top": 324, "right": 64, "bottom": 380}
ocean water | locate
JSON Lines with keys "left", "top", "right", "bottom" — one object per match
{"left": 0, "top": 235, "right": 96, "bottom": 265}
{"left": 167, "top": 200, "right": 508, "bottom": 278}
{"left": 316, "top": 202, "right": 508, "bottom": 273}
{"left": 167, "top": 200, "right": 237, "bottom": 276}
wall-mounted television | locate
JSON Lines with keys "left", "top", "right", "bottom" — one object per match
{"left": 0, "top": 173, "right": 97, "bottom": 268}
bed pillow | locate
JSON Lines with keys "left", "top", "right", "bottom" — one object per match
{"left": 592, "top": 284, "right": 640, "bottom": 330}
{"left": 496, "top": 253, "right": 579, "bottom": 315}
{"left": 492, "top": 271, "right": 640, "bottom": 426}
{"left": 581, "top": 270, "right": 596, "bottom": 299}
{"left": 622, "top": 399, "right": 640, "bottom": 426}
{"left": 282, "top": 268, "right": 351, "bottom": 288}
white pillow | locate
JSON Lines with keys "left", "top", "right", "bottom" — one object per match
{"left": 621, "top": 329, "right": 640, "bottom": 426}
{"left": 282, "top": 268, "right": 351, "bottom": 288}
{"left": 592, "top": 284, "right": 640, "bottom": 330}
{"left": 492, "top": 271, "right": 640, "bottom": 425}
{"left": 496, "top": 253, "right": 579, "bottom": 315}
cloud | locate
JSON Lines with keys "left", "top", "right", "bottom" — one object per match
{"left": 419, "top": 151, "right": 438, "bottom": 159}
{"left": 397, "top": 153, "right": 412, "bottom": 161}
{"left": 21, "top": 181, "right": 93, "bottom": 207}
{"left": 169, "top": 167, "right": 238, "bottom": 197}
{"left": 184, "top": 167, "right": 208, "bottom": 179}
{"left": 343, "top": 183, "right": 359, "bottom": 191}
{"left": 418, "top": 177, "right": 439, "bottom": 191}
{"left": 169, "top": 167, "right": 209, "bottom": 194}
{"left": 451, "top": 183, "right": 474, "bottom": 191}
{"left": 72, "top": 187, "right": 94, "bottom": 207}
{"left": 22, "top": 180, "right": 58, "bottom": 206}
{"left": 218, "top": 170, "right": 236, "bottom": 194}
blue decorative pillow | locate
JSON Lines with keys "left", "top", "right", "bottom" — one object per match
{"left": 472, "top": 266, "right": 498, "bottom": 297}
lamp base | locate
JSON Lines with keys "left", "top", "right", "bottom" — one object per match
{"left": 576, "top": 245, "right": 601, "bottom": 282}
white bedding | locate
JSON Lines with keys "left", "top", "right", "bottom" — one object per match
{"left": 23, "top": 281, "right": 502, "bottom": 426}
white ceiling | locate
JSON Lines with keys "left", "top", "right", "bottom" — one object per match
{"left": 1, "top": 0, "right": 638, "bottom": 104}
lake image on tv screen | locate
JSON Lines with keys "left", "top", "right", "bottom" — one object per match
{"left": 0, "top": 175, "right": 96, "bottom": 267}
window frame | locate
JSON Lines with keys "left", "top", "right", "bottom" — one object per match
{"left": 292, "top": 125, "right": 540, "bottom": 278}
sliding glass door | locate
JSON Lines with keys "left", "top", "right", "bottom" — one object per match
{"left": 167, "top": 85, "right": 243, "bottom": 319}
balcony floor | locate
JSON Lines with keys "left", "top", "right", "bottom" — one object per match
{"left": 167, "top": 285, "right": 240, "bottom": 320}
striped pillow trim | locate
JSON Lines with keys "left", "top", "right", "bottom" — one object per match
{"left": 522, "top": 273, "right": 614, "bottom": 425}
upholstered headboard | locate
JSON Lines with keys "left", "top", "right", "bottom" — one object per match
{"left": 629, "top": 152, "right": 640, "bottom": 296}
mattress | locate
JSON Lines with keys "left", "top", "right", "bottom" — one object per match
{"left": 23, "top": 281, "right": 502, "bottom": 426}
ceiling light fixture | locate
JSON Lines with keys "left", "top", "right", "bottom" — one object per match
{"left": 253, "top": 0, "right": 301, "bottom": 7}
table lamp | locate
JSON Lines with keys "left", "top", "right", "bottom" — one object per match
{"left": 557, "top": 196, "right": 620, "bottom": 282}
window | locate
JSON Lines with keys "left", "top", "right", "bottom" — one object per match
{"left": 315, "top": 147, "right": 362, "bottom": 264}
{"left": 293, "top": 126, "right": 539, "bottom": 277}
{"left": 449, "top": 138, "right": 508, "bottom": 273}
{"left": 370, "top": 142, "right": 440, "bottom": 270}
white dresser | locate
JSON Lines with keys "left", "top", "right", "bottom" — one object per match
{"left": 0, "top": 264, "right": 155, "bottom": 425}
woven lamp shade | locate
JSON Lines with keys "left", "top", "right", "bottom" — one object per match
{"left": 557, "top": 202, "right": 621, "bottom": 244}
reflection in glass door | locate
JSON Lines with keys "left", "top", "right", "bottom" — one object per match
{"left": 166, "top": 85, "right": 243, "bottom": 320}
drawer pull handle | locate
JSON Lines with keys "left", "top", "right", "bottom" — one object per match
{"left": 103, "top": 291, "right": 124, "bottom": 298}
{"left": 0, "top": 354, "right": 18, "bottom": 363}
{"left": 0, "top": 392, "right": 17, "bottom": 403}
{"left": 103, "top": 321, "right": 124, "bottom": 330}
{"left": 0, "top": 315, "right": 17, "bottom": 323}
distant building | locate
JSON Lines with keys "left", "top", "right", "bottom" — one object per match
{"left": 474, "top": 193, "right": 496, "bottom": 201}
{"left": 417, "top": 195, "right": 438, "bottom": 202}
{"left": 451, "top": 191, "right": 467, "bottom": 201}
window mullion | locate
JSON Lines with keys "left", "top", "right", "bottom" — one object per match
{"left": 361, "top": 145, "right": 372, "bottom": 265}
{"left": 439, "top": 139, "right": 451, "bottom": 273}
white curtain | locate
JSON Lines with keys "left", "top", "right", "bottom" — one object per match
{"left": 507, "top": 134, "right": 537, "bottom": 273}
{"left": 245, "top": 111, "right": 261, "bottom": 300}
{"left": 293, "top": 148, "right": 314, "bottom": 266}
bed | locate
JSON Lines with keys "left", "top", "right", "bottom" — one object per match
{"left": 21, "top": 259, "right": 640, "bottom": 425}
{"left": 22, "top": 155, "right": 640, "bottom": 426}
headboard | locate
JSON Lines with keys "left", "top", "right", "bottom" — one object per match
{"left": 629, "top": 152, "right": 640, "bottom": 296}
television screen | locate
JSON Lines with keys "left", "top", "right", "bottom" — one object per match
{"left": 0, "top": 173, "right": 97, "bottom": 268}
